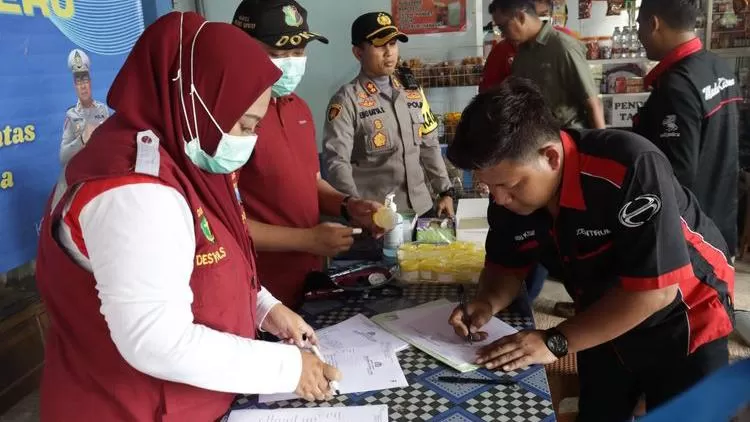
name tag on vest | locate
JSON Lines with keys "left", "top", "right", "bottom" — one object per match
{"left": 195, "top": 246, "right": 227, "bottom": 267}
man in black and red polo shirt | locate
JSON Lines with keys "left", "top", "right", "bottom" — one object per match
{"left": 447, "top": 77, "right": 734, "bottom": 422}
{"left": 634, "top": 0, "right": 742, "bottom": 257}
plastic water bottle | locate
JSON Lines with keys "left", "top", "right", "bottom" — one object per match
{"left": 612, "top": 26, "right": 622, "bottom": 58}
{"left": 628, "top": 26, "right": 639, "bottom": 58}
{"left": 373, "top": 193, "right": 403, "bottom": 259}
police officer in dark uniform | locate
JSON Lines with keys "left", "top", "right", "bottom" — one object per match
{"left": 447, "top": 77, "right": 734, "bottom": 422}
{"left": 323, "top": 12, "right": 454, "bottom": 218}
{"left": 635, "top": 0, "right": 742, "bottom": 258}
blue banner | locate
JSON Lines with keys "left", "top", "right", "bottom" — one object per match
{"left": 0, "top": 0, "right": 144, "bottom": 273}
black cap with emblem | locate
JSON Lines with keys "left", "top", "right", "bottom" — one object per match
{"left": 232, "top": 0, "right": 329, "bottom": 50}
{"left": 351, "top": 11, "right": 409, "bottom": 47}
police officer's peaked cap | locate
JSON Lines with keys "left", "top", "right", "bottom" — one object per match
{"left": 351, "top": 11, "right": 409, "bottom": 47}
{"left": 67, "top": 49, "right": 90, "bottom": 75}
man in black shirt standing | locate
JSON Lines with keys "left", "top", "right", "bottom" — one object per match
{"left": 447, "top": 77, "right": 734, "bottom": 422}
{"left": 634, "top": 0, "right": 742, "bottom": 256}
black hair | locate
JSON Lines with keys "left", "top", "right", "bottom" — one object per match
{"left": 446, "top": 77, "right": 560, "bottom": 170}
{"left": 639, "top": 0, "right": 700, "bottom": 31}
{"left": 488, "top": 0, "right": 539, "bottom": 16}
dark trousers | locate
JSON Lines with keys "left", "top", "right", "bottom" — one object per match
{"left": 576, "top": 337, "right": 729, "bottom": 422}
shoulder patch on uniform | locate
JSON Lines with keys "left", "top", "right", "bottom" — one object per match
{"left": 134, "top": 130, "right": 161, "bottom": 177}
{"left": 327, "top": 104, "right": 342, "bottom": 122}
{"left": 365, "top": 81, "right": 378, "bottom": 95}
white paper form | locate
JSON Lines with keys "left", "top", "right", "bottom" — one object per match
{"left": 372, "top": 300, "right": 519, "bottom": 373}
{"left": 316, "top": 314, "right": 409, "bottom": 353}
{"left": 258, "top": 344, "right": 408, "bottom": 403}
{"left": 227, "top": 404, "right": 388, "bottom": 422}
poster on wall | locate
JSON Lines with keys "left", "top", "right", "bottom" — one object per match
{"left": 391, "top": 0, "right": 467, "bottom": 35}
{"left": 0, "top": 0, "right": 145, "bottom": 273}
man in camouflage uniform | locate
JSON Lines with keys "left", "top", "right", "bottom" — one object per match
{"left": 323, "top": 12, "right": 454, "bottom": 218}
{"left": 60, "top": 49, "right": 109, "bottom": 165}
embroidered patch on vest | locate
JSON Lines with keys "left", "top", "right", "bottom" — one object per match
{"left": 195, "top": 246, "right": 227, "bottom": 267}
{"left": 134, "top": 130, "right": 160, "bottom": 177}
{"left": 196, "top": 207, "right": 216, "bottom": 243}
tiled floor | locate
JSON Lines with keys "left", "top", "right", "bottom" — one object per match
{"left": 2, "top": 265, "right": 749, "bottom": 422}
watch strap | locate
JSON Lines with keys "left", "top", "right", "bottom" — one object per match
{"left": 340, "top": 195, "right": 353, "bottom": 221}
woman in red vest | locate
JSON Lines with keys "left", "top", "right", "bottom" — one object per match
{"left": 35, "top": 12, "right": 340, "bottom": 422}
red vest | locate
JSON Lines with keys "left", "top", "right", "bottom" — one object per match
{"left": 36, "top": 150, "right": 258, "bottom": 421}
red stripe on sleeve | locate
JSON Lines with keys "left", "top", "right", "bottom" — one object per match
{"left": 620, "top": 263, "right": 694, "bottom": 291}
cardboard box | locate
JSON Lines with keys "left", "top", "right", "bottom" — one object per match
{"left": 455, "top": 198, "right": 489, "bottom": 246}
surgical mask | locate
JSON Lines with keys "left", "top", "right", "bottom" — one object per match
{"left": 270, "top": 56, "right": 307, "bottom": 97}
{"left": 175, "top": 15, "right": 258, "bottom": 174}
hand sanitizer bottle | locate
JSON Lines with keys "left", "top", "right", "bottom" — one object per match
{"left": 373, "top": 193, "right": 403, "bottom": 259}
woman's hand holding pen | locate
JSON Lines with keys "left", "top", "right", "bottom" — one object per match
{"left": 296, "top": 350, "right": 341, "bottom": 402}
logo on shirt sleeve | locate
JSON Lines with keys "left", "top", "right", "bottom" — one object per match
{"left": 327, "top": 104, "right": 342, "bottom": 122}
{"left": 618, "top": 194, "right": 662, "bottom": 228}
{"left": 660, "top": 115, "right": 680, "bottom": 139}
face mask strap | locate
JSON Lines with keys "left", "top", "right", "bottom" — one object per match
{"left": 189, "top": 21, "right": 211, "bottom": 143}
{"left": 176, "top": 13, "right": 197, "bottom": 143}
{"left": 192, "top": 86, "right": 225, "bottom": 132}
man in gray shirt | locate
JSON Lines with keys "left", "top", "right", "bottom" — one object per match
{"left": 491, "top": 0, "right": 605, "bottom": 129}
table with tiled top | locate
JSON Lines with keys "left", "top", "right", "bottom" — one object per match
{"left": 232, "top": 283, "right": 556, "bottom": 422}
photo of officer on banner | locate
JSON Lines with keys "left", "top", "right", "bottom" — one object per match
{"left": 60, "top": 48, "right": 110, "bottom": 166}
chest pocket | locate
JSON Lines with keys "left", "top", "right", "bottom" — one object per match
{"left": 359, "top": 96, "right": 395, "bottom": 156}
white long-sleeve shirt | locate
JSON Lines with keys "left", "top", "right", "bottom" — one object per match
{"left": 56, "top": 181, "right": 302, "bottom": 395}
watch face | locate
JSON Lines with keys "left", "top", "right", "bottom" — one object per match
{"left": 547, "top": 334, "right": 568, "bottom": 356}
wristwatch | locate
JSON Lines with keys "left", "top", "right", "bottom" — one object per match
{"left": 340, "top": 195, "right": 353, "bottom": 221}
{"left": 438, "top": 187, "right": 456, "bottom": 200}
{"left": 544, "top": 328, "right": 569, "bottom": 358}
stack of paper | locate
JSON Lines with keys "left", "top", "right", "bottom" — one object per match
{"left": 227, "top": 405, "right": 388, "bottom": 422}
{"left": 316, "top": 313, "right": 409, "bottom": 353}
{"left": 371, "top": 299, "right": 519, "bottom": 372}
{"left": 258, "top": 344, "right": 408, "bottom": 403}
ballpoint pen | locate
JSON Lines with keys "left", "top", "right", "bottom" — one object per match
{"left": 302, "top": 333, "right": 341, "bottom": 395}
{"left": 438, "top": 376, "right": 517, "bottom": 386}
{"left": 458, "top": 285, "right": 472, "bottom": 344}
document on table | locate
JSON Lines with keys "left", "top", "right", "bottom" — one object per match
{"left": 258, "top": 344, "right": 408, "bottom": 403}
{"left": 227, "top": 404, "right": 388, "bottom": 422}
{"left": 316, "top": 313, "right": 409, "bottom": 353}
{"left": 371, "top": 299, "right": 519, "bottom": 373}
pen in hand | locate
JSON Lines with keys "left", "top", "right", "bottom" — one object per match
{"left": 458, "top": 285, "right": 472, "bottom": 345}
{"left": 302, "top": 333, "right": 341, "bottom": 395}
